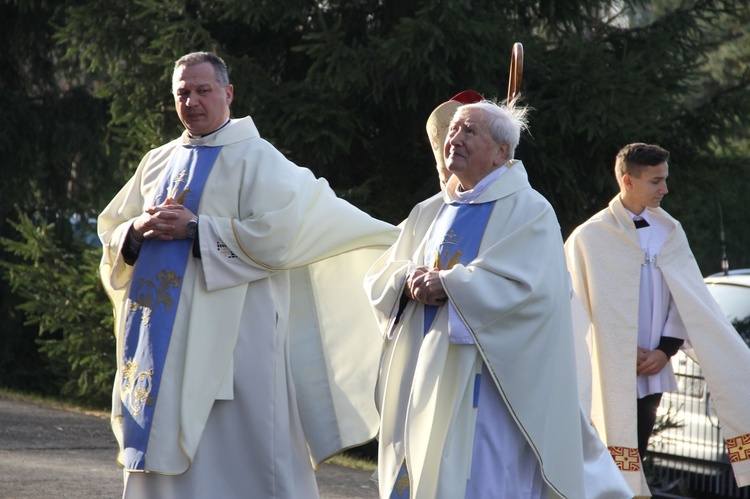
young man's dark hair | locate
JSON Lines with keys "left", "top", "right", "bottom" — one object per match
{"left": 615, "top": 142, "right": 670, "bottom": 178}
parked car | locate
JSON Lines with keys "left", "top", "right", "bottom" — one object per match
{"left": 649, "top": 270, "right": 750, "bottom": 497}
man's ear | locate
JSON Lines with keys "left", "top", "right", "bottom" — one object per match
{"left": 622, "top": 173, "right": 633, "bottom": 190}
{"left": 494, "top": 143, "right": 510, "bottom": 166}
{"left": 225, "top": 84, "right": 234, "bottom": 106}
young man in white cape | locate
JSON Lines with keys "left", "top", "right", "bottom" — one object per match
{"left": 366, "top": 100, "right": 631, "bottom": 499}
{"left": 565, "top": 142, "right": 750, "bottom": 497}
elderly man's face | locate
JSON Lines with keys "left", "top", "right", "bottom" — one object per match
{"left": 173, "top": 62, "right": 233, "bottom": 136}
{"left": 444, "top": 108, "right": 507, "bottom": 190}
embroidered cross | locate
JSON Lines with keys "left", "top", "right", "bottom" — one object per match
{"left": 608, "top": 446, "right": 641, "bottom": 471}
{"left": 726, "top": 434, "right": 750, "bottom": 462}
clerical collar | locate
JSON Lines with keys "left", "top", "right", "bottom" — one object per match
{"left": 188, "top": 118, "right": 232, "bottom": 139}
{"left": 448, "top": 165, "right": 508, "bottom": 204}
{"left": 625, "top": 207, "right": 651, "bottom": 228}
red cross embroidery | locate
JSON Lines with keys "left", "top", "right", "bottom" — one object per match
{"left": 608, "top": 446, "right": 641, "bottom": 472}
{"left": 726, "top": 434, "right": 750, "bottom": 462}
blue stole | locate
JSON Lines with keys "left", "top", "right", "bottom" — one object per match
{"left": 422, "top": 202, "right": 495, "bottom": 334}
{"left": 121, "top": 145, "right": 222, "bottom": 470}
{"left": 390, "top": 463, "right": 411, "bottom": 499}
{"left": 390, "top": 202, "right": 495, "bottom": 498}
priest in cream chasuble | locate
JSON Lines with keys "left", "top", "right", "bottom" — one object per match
{"left": 99, "top": 52, "right": 399, "bottom": 499}
{"left": 366, "top": 101, "right": 631, "bottom": 499}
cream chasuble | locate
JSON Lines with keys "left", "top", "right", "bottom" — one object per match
{"left": 99, "top": 117, "right": 399, "bottom": 496}
{"left": 367, "top": 162, "right": 631, "bottom": 499}
{"left": 565, "top": 195, "right": 750, "bottom": 496}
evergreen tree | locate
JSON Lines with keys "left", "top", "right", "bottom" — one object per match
{"left": 3, "top": 0, "right": 750, "bottom": 403}
{"left": 0, "top": 0, "right": 118, "bottom": 394}
{"left": 54, "top": 0, "right": 750, "bottom": 269}
{"left": 0, "top": 213, "right": 114, "bottom": 407}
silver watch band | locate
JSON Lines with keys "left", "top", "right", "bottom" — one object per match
{"left": 186, "top": 215, "right": 199, "bottom": 239}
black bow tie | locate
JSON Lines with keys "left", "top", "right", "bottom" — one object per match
{"left": 634, "top": 218, "right": 650, "bottom": 229}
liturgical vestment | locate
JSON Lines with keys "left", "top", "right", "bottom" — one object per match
{"left": 565, "top": 195, "right": 750, "bottom": 496}
{"left": 99, "top": 117, "right": 399, "bottom": 498}
{"left": 366, "top": 162, "right": 631, "bottom": 499}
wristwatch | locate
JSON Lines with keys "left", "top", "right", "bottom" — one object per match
{"left": 185, "top": 215, "right": 199, "bottom": 239}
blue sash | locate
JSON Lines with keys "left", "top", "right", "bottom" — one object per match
{"left": 121, "top": 145, "right": 221, "bottom": 470}
{"left": 388, "top": 202, "right": 496, "bottom": 496}
{"left": 422, "top": 202, "right": 495, "bottom": 334}
{"left": 390, "top": 462, "right": 411, "bottom": 499}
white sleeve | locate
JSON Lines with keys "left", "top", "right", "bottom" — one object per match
{"left": 448, "top": 301, "right": 475, "bottom": 344}
{"left": 198, "top": 216, "right": 275, "bottom": 291}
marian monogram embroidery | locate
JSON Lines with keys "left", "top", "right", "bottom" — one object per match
{"left": 431, "top": 229, "right": 464, "bottom": 270}
{"left": 395, "top": 472, "right": 410, "bottom": 494}
{"left": 726, "top": 434, "right": 750, "bottom": 462}
{"left": 166, "top": 169, "right": 192, "bottom": 205}
{"left": 391, "top": 462, "right": 410, "bottom": 497}
{"left": 122, "top": 268, "right": 181, "bottom": 412}
{"left": 127, "top": 269, "right": 183, "bottom": 325}
{"left": 121, "top": 360, "right": 154, "bottom": 415}
{"left": 608, "top": 446, "right": 641, "bottom": 471}
{"left": 120, "top": 145, "right": 222, "bottom": 470}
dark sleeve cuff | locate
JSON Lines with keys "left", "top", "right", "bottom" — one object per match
{"left": 394, "top": 291, "right": 410, "bottom": 325}
{"left": 656, "top": 336, "right": 685, "bottom": 358}
{"left": 192, "top": 226, "right": 201, "bottom": 259}
{"left": 122, "top": 226, "right": 142, "bottom": 266}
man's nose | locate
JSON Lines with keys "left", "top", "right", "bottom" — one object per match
{"left": 660, "top": 182, "right": 668, "bottom": 194}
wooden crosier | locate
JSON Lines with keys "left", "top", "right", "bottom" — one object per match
{"left": 507, "top": 42, "right": 524, "bottom": 104}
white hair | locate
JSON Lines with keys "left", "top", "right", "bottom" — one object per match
{"left": 457, "top": 100, "right": 529, "bottom": 158}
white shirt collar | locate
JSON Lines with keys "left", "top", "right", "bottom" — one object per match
{"left": 448, "top": 165, "right": 508, "bottom": 204}
{"left": 626, "top": 207, "right": 651, "bottom": 225}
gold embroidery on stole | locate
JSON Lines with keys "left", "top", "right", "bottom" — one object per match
{"left": 122, "top": 268, "right": 182, "bottom": 413}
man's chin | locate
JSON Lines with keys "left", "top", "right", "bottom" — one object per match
{"left": 185, "top": 124, "right": 207, "bottom": 135}
{"left": 183, "top": 117, "right": 206, "bottom": 130}
{"left": 445, "top": 159, "right": 465, "bottom": 172}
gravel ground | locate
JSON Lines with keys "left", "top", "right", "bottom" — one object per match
{"left": 0, "top": 397, "right": 378, "bottom": 499}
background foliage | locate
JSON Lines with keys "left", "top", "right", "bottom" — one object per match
{"left": 2, "top": 0, "right": 750, "bottom": 407}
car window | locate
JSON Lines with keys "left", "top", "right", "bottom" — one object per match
{"left": 706, "top": 282, "right": 750, "bottom": 346}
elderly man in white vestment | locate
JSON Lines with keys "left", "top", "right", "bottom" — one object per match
{"left": 365, "top": 100, "right": 631, "bottom": 499}
{"left": 565, "top": 143, "right": 750, "bottom": 497}
{"left": 98, "top": 51, "right": 399, "bottom": 498}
